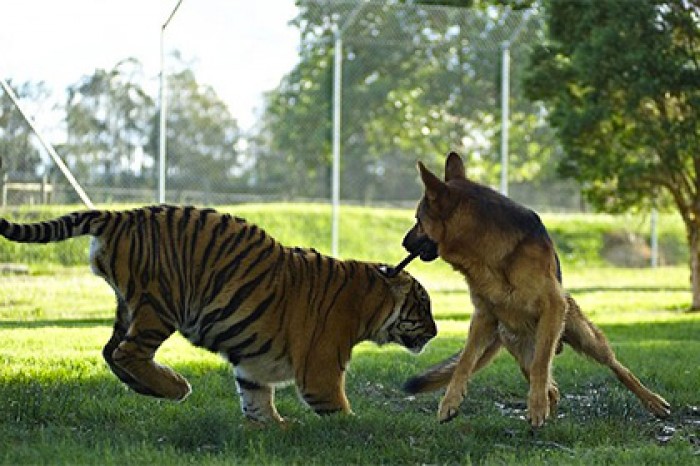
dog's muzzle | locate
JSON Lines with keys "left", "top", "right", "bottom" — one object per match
{"left": 402, "top": 234, "right": 439, "bottom": 262}
{"left": 385, "top": 235, "right": 439, "bottom": 278}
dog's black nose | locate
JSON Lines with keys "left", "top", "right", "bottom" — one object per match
{"left": 402, "top": 234, "right": 438, "bottom": 262}
{"left": 417, "top": 238, "right": 438, "bottom": 262}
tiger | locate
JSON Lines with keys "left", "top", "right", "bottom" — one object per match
{"left": 0, "top": 205, "right": 437, "bottom": 424}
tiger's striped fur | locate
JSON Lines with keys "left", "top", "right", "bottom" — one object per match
{"left": 0, "top": 205, "right": 436, "bottom": 423}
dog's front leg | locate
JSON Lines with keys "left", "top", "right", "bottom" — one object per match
{"left": 527, "top": 292, "right": 566, "bottom": 427}
{"left": 438, "top": 309, "right": 498, "bottom": 423}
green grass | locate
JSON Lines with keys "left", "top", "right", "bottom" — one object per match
{"left": 0, "top": 204, "right": 699, "bottom": 464}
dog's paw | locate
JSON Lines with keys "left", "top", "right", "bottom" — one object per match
{"left": 548, "top": 383, "right": 560, "bottom": 413}
{"left": 527, "top": 389, "right": 550, "bottom": 428}
{"left": 438, "top": 389, "right": 463, "bottom": 423}
{"left": 437, "top": 403, "right": 460, "bottom": 423}
{"left": 645, "top": 393, "right": 671, "bottom": 418}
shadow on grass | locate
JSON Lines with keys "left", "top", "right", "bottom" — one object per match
{"left": 567, "top": 285, "right": 690, "bottom": 293}
{"left": 582, "top": 319, "right": 700, "bottom": 342}
{"left": 0, "top": 318, "right": 112, "bottom": 329}
{"left": 432, "top": 285, "right": 689, "bottom": 295}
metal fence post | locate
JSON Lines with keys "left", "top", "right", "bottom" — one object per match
{"left": 651, "top": 207, "right": 659, "bottom": 267}
{"left": 500, "top": 41, "right": 510, "bottom": 197}
{"left": 1, "top": 173, "right": 7, "bottom": 207}
{"left": 331, "top": 32, "right": 342, "bottom": 258}
{"left": 158, "top": 0, "right": 184, "bottom": 204}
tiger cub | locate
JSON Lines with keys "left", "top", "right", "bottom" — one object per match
{"left": 0, "top": 205, "right": 436, "bottom": 424}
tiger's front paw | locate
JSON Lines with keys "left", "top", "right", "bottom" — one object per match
{"left": 438, "top": 388, "right": 463, "bottom": 423}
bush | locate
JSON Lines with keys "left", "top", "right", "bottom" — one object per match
{"left": 0, "top": 204, "right": 688, "bottom": 268}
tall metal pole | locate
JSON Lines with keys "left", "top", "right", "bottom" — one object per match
{"left": 158, "top": 0, "right": 184, "bottom": 204}
{"left": 498, "top": 8, "right": 533, "bottom": 197}
{"left": 158, "top": 28, "right": 167, "bottom": 203}
{"left": 500, "top": 41, "right": 510, "bottom": 196}
{"left": 651, "top": 207, "right": 659, "bottom": 267}
{"left": 329, "top": 4, "right": 363, "bottom": 258}
{"left": 331, "top": 33, "right": 342, "bottom": 257}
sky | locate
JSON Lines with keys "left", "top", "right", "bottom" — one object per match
{"left": 0, "top": 0, "right": 301, "bottom": 132}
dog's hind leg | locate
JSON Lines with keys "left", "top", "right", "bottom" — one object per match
{"left": 562, "top": 295, "right": 670, "bottom": 418}
{"left": 437, "top": 309, "right": 499, "bottom": 423}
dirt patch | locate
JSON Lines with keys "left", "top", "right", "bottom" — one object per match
{"left": 601, "top": 231, "right": 654, "bottom": 267}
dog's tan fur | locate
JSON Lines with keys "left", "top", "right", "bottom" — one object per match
{"left": 402, "top": 152, "right": 670, "bottom": 427}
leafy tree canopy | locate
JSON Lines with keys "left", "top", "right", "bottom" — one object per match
{"left": 265, "top": 1, "right": 550, "bottom": 202}
{"left": 526, "top": 0, "right": 700, "bottom": 214}
{"left": 525, "top": 0, "right": 700, "bottom": 308}
{"left": 0, "top": 80, "right": 47, "bottom": 179}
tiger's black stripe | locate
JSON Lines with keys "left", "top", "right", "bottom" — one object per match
{"left": 236, "top": 377, "right": 263, "bottom": 391}
{"left": 209, "top": 292, "right": 276, "bottom": 351}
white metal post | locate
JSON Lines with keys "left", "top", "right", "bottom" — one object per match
{"left": 651, "top": 207, "right": 659, "bottom": 267}
{"left": 498, "top": 8, "right": 532, "bottom": 197}
{"left": 331, "top": 33, "right": 343, "bottom": 257}
{"left": 500, "top": 41, "right": 510, "bottom": 197}
{"left": 329, "top": 4, "right": 363, "bottom": 258}
{"left": 158, "top": 0, "right": 184, "bottom": 204}
{"left": 158, "top": 28, "right": 167, "bottom": 204}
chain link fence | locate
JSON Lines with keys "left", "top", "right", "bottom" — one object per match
{"left": 0, "top": 1, "right": 584, "bottom": 211}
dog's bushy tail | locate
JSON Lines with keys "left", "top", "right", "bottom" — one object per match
{"left": 403, "top": 351, "right": 461, "bottom": 394}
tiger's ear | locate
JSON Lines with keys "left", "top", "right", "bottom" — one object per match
{"left": 417, "top": 161, "right": 448, "bottom": 203}
{"left": 378, "top": 265, "right": 412, "bottom": 292}
{"left": 445, "top": 151, "right": 466, "bottom": 182}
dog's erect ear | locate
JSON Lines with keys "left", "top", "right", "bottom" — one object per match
{"left": 418, "top": 161, "right": 448, "bottom": 202}
{"left": 444, "top": 151, "right": 466, "bottom": 182}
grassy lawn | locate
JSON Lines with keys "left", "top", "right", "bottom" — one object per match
{"left": 0, "top": 264, "right": 698, "bottom": 464}
{"left": 0, "top": 204, "right": 698, "bottom": 464}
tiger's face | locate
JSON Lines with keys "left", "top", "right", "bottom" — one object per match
{"left": 378, "top": 270, "right": 437, "bottom": 354}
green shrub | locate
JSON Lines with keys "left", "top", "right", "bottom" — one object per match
{"left": 0, "top": 204, "right": 689, "bottom": 268}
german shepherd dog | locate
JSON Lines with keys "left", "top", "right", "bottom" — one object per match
{"left": 400, "top": 152, "right": 670, "bottom": 427}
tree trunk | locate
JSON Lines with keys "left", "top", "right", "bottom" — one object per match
{"left": 687, "top": 221, "right": 700, "bottom": 311}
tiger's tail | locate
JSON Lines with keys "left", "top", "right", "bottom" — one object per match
{"left": 0, "top": 211, "right": 105, "bottom": 244}
{"left": 403, "top": 351, "right": 461, "bottom": 394}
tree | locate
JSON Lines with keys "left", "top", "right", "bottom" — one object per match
{"left": 524, "top": 0, "right": 700, "bottom": 309}
{"left": 146, "top": 54, "right": 242, "bottom": 195}
{"left": 259, "top": 1, "right": 550, "bottom": 202}
{"left": 0, "top": 80, "right": 47, "bottom": 180}
{"left": 64, "top": 58, "right": 154, "bottom": 187}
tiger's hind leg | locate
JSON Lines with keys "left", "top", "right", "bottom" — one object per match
{"left": 110, "top": 299, "right": 191, "bottom": 401}
{"left": 298, "top": 368, "right": 352, "bottom": 417}
{"left": 102, "top": 297, "right": 160, "bottom": 397}
{"left": 563, "top": 295, "right": 670, "bottom": 417}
